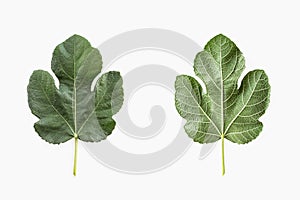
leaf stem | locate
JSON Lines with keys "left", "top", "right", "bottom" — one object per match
{"left": 221, "top": 134, "right": 225, "bottom": 176}
{"left": 73, "top": 135, "right": 78, "bottom": 176}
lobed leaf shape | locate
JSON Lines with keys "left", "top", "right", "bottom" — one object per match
{"left": 27, "top": 35, "right": 124, "bottom": 175}
{"left": 175, "top": 34, "right": 270, "bottom": 174}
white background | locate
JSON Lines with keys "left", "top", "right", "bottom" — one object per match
{"left": 1, "top": 0, "right": 299, "bottom": 199}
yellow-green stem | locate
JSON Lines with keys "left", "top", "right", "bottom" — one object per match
{"left": 73, "top": 136, "right": 78, "bottom": 176}
{"left": 221, "top": 134, "right": 225, "bottom": 176}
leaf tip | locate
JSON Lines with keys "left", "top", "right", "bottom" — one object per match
{"left": 69, "top": 34, "right": 86, "bottom": 40}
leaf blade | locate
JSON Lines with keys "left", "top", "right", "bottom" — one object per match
{"left": 28, "top": 70, "right": 74, "bottom": 144}
{"left": 77, "top": 71, "right": 124, "bottom": 142}
{"left": 175, "top": 75, "right": 221, "bottom": 143}
{"left": 224, "top": 70, "right": 271, "bottom": 144}
{"left": 28, "top": 35, "right": 124, "bottom": 144}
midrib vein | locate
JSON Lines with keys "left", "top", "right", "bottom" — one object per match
{"left": 73, "top": 42, "right": 77, "bottom": 134}
{"left": 220, "top": 46, "right": 224, "bottom": 134}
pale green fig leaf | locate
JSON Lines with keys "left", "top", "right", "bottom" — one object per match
{"left": 175, "top": 34, "right": 270, "bottom": 175}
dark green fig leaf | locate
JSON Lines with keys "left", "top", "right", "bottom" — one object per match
{"left": 28, "top": 35, "right": 124, "bottom": 176}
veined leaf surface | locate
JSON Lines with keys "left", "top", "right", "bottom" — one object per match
{"left": 175, "top": 34, "right": 270, "bottom": 175}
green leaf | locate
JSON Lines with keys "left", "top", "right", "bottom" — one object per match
{"left": 27, "top": 35, "right": 124, "bottom": 175}
{"left": 175, "top": 34, "right": 270, "bottom": 175}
